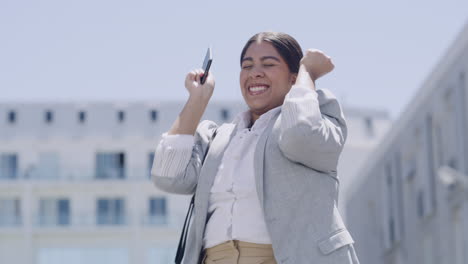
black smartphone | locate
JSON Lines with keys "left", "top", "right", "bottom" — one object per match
{"left": 200, "top": 47, "right": 212, "bottom": 85}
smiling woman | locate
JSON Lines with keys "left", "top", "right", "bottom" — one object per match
{"left": 240, "top": 40, "right": 298, "bottom": 123}
{"left": 151, "top": 32, "right": 360, "bottom": 264}
{"left": 239, "top": 33, "right": 302, "bottom": 124}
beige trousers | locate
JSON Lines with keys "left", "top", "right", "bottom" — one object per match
{"left": 203, "top": 240, "right": 278, "bottom": 264}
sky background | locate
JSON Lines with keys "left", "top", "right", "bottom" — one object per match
{"left": 1, "top": 0, "right": 467, "bottom": 118}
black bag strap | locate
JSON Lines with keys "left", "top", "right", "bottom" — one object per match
{"left": 175, "top": 128, "right": 218, "bottom": 264}
{"left": 175, "top": 195, "right": 195, "bottom": 264}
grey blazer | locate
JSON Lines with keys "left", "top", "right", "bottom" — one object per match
{"left": 152, "top": 86, "right": 360, "bottom": 264}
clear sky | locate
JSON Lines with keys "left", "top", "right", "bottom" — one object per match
{"left": 1, "top": 0, "right": 467, "bottom": 118}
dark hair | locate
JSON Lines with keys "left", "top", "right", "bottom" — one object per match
{"left": 240, "top": 32, "right": 303, "bottom": 74}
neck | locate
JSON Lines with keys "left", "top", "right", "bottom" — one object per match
{"left": 250, "top": 113, "right": 260, "bottom": 125}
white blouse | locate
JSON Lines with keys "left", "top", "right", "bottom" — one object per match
{"left": 153, "top": 106, "right": 281, "bottom": 249}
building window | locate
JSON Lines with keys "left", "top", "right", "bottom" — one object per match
{"left": 95, "top": 152, "right": 125, "bottom": 179}
{"left": 394, "top": 152, "right": 405, "bottom": 239}
{"left": 417, "top": 190, "right": 425, "bottom": 218}
{"left": 405, "top": 157, "right": 417, "bottom": 182}
{"left": 150, "top": 110, "right": 158, "bottom": 122}
{"left": 38, "top": 248, "right": 129, "bottom": 264}
{"left": 96, "top": 198, "right": 125, "bottom": 225}
{"left": 388, "top": 217, "right": 395, "bottom": 246}
{"left": 38, "top": 198, "right": 70, "bottom": 226}
{"left": 426, "top": 114, "right": 436, "bottom": 211}
{"left": 45, "top": 110, "right": 53, "bottom": 124}
{"left": 78, "top": 111, "right": 86, "bottom": 124}
{"left": 117, "top": 111, "right": 125, "bottom": 123}
{"left": 0, "top": 198, "right": 21, "bottom": 226}
{"left": 449, "top": 157, "right": 458, "bottom": 170}
{"left": 148, "top": 152, "right": 155, "bottom": 179}
{"left": 7, "top": 111, "right": 16, "bottom": 124}
{"left": 364, "top": 117, "right": 374, "bottom": 137}
{"left": 436, "top": 125, "right": 444, "bottom": 167}
{"left": 149, "top": 197, "right": 167, "bottom": 225}
{"left": 385, "top": 163, "right": 395, "bottom": 245}
{"left": 453, "top": 207, "right": 465, "bottom": 264}
{"left": 220, "top": 108, "right": 230, "bottom": 121}
{"left": 459, "top": 72, "right": 468, "bottom": 174}
{"left": 0, "top": 153, "right": 18, "bottom": 179}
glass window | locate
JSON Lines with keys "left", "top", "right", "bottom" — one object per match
{"left": 149, "top": 197, "right": 167, "bottom": 225}
{"left": 38, "top": 198, "right": 70, "bottom": 226}
{"left": 426, "top": 114, "right": 436, "bottom": 210}
{"left": 57, "top": 199, "right": 70, "bottom": 225}
{"left": 8, "top": 111, "right": 16, "bottom": 124}
{"left": 117, "top": 111, "right": 125, "bottom": 123}
{"left": 220, "top": 108, "right": 230, "bottom": 121}
{"left": 417, "top": 190, "right": 425, "bottom": 218}
{"left": 459, "top": 72, "right": 468, "bottom": 174}
{"left": 148, "top": 152, "right": 155, "bottom": 178}
{"left": 449, "top": 157, "right": 459, "bottom": 170}
{"left": 45, "top": 110, "right": 53, "bottom": 124}
{"left": 0, "top": 153, "right": 18, "bottom": 179}
{"left": 78, "top": 111, "right": 86, "bottom": 123}
{"left": 150, "top": 110, "right": 158, "bottom": 122}
{"left": 364, "top": 117, "right": 374, "bottom": 137}
{"left": 96, "top": 198, "right": 125, "bottom": 225}
{"left": 385, "top": 163, "right": 395, "bottom": 245}
{"left": 394, "top": 152, "right": 405, "bottom": 239}
{"left": 95, "top": 152, "right": 125, "bottom": 179}
{"left": 0, "top": 198, "right": 21, "bottom": 226}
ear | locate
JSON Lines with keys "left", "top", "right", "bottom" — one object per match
{"left": 290, "top": 73, "right": 297, "bottom": 85}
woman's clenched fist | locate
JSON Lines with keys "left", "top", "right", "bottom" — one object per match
{"left": 300, "top": 49, "right": 334, "bottom": 81}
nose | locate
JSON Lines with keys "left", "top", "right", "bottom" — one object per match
{"left": 248, "top": 66, "right": 265, "bottom": 78}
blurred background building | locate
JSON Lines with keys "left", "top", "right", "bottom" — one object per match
{"left": 347, "top": 22, "right": 468, "bottom": 264}
{"left": 0, "top": 98, "right": 390, "bottom": 264}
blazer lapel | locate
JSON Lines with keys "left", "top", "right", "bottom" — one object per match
{"left": 195, "top": 123, "right": 237, "bottom": 239}
{"left": 254, "top": 112, "right": 280, "bottom": 210}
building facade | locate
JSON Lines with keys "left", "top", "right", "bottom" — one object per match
{"left": 0, "top": 98, "right": 390, "bottom": 264}
{"left": 347, "top": 22, "right": 468, "bottom": 264}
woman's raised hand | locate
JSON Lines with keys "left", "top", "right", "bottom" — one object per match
{"left": 185, "top": 69, "right": 215, "bottom": 101}
{"left": 300, "top": 49, "right": 334, "bottom": 81}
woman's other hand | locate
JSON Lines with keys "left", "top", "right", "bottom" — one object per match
{"left": 185, "top": 69, "right": 215, "bottom": 101}
{"left": 300, "top": 49, "right": 334, "bottom": 82}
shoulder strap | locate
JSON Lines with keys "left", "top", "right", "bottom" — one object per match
{"left": 175, "top": 128, "right": 218, "bottom": 264}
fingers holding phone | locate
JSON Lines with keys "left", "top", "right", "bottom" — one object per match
{"left": 184, "top": 47, "right": 215, "bottom": 100}
{"left": 185, "top": 69, "right": 215, "bottom": 100}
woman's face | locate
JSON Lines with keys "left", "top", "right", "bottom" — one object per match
{"left": 240, "top": 41, "right": 296, "bottom": 120}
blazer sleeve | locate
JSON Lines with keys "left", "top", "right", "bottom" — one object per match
{"left": 151, "top": 120, "right": 218, "bottom": 194}
{"left": 278, "top": 85, "right": 347, "bottom": 174}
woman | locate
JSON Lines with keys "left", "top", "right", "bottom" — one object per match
{"left": 152, "top": 32, "right": 360, "bottom": 264}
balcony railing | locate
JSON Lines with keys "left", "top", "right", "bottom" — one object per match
{"left": 0, "top": 170, "right": 153, "bottom": 182}
{"left": 36, "top": 213, "right": 70, "bottom": 226}
{"left": 0, "top": 216, "right": 21, "bottom": 227}
{"left": 96, "top": 214, "right": 126, "bottom": 226}
{"left": 1, "top": 213, "right": 181, "bottom": 229}
{"left": 141, "top": 214, "right": 167, "bottom": 226}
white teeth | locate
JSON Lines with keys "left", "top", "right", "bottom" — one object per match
{"left": 249, "top": 86, "right": 267, "bottom": 92}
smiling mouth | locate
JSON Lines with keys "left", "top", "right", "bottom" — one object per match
{"left": 248, "top": 85, "right": 270, "bottom": 96}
